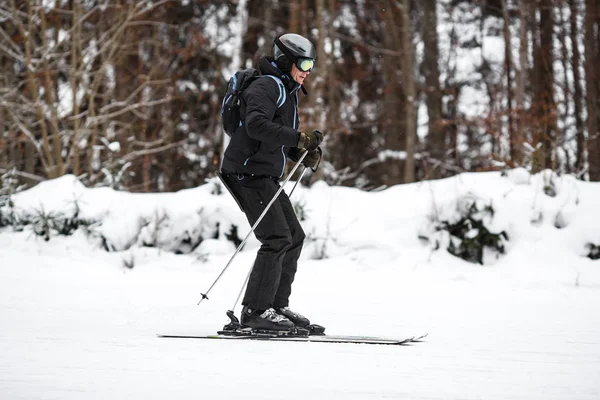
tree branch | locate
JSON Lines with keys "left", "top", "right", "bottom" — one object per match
{"left": 85, "top": 96, "right": 174, "bottom": 127}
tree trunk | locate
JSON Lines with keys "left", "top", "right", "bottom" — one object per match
{"left": 71, "top": 1, "right": 81, "bottom": 176}
{"left": 307, "top": 0, "right": 329, "bottom": 183}
{"left": 542, "top": 0, "right": 557, "bottom": 170}
{"left": 585, "top": 0, "right": 600, "bottom": 180}
{"left": 514, "top": 0, "right": 530, "bottom": 166}
{"left": 399, "top": 0, "right": 417, "bottom": 183}
{"left": 20, "top": 0, "right": 54, "bottom": 177}
{"left": 40, "top": 8, "right": 65, "bottom": 177}
{"left": 380, "top": 1, "right": 405, "bottom": 185}
{"left": 309, "top": 0, "right": 327, "bottom": 126}
{"left": 501, "top": 0, "right": 515, "bottom": 161}
{"left": 531, "top": 0, "right": 556, "bottom": 172}
{"left": 301, "top": 0, "right": 309, "bottom": 38}
{"left": 242, "top": 1, "right": 267, "bottom": 67}
{"left": 569, "top": 0, "right": 585, "bottom": 174}
{"left": 422, "top": 0, "right": 444, "bottom": 179}
{"left": 289, "top": 0, "right": 301, "bottom": 34}
{"left": 327, "top": 0, "right": 338, "bottom": 131}
{"left": 558, "top": 5, "right": 572, "bottom": 172}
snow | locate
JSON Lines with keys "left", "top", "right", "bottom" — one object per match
{"left": 1, "top": 170, "right": 600, "bottom": 399}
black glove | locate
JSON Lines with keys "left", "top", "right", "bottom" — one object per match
{"left": 297, "top": 129, "right": 324, "bottom": 151}
{"left": 300, "top": 147, "right": 322, "bottom": 171}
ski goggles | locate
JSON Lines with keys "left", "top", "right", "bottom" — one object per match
{"left": 296, "top": 58, "right": 315, "bottom": 72}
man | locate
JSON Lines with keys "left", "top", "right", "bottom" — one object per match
{"left": 221, "top": 33, "right": 323, "bottom": 331}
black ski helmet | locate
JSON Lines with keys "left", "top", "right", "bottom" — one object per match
{"left": 273, "top": 33, "right": 316, "bottom": 72}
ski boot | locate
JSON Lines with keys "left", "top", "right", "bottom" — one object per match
{"left": 241, "top": 306, "right": 295, "bottom": 331}
{"left": 275, "top": 306, "right": 326, "bottom": 335}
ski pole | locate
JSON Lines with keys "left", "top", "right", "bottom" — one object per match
{"left": 288, "top": 165, "right": 307, "bottom": 198}
{"left": 198, "top": 150, "right": 308, "bottom": 305}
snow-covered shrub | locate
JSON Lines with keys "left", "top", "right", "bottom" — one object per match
{"left": 554, "top": 211, "right": 568, "bottom": 229}
{"left": 225, "top": 224, "right": 242, "bottom": 247}
{"left": 2, "top": 174, "right": 249, "bottom": 255}
{"left": 502, "top": 167, "right": 531, "bottom": 185}
{"left": 122, "top": 252, "right": 135, "bottom": 269}
{"left": 422, "top": 194, "right": 509, "bottom": 265}
{"left": 0, "top": 170, "right": 23, "bottom": 228}
{"left": 193, "top": 238, "right": 236, "bottom": 262}
{"left": 29, "top": 203, "right": 96, "bottom": 241}
{"left": 304, "top": 220, "right": 341, "bottom": 261}
{"left": 136, "top": 209, "right": 204, "bottom": 254}
{"left": 586, "top": 243, "right": 600, "bottom": 261}
{"left": 0, "top": 207, "right": 13, "bottom": 228}
{"left": 294, "top": 199, "right": 308, "bottom": 221}
{"left": 542, "top": 172, "right": 558, "bottom": 197}
{"left": 0, "top": 196, "right": 16, "bottom": 228}
{"left": 210, "top": 179, "right": 223, "bottom": 195}
{"left": 308, "top": 235, "right": 329, "bottom": 260}
{"left": 1, "top": 181, "right": 97, "bottom": 239}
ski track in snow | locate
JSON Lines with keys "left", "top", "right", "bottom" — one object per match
{"left": 1, "top": 241, "right": 599, "bottom": 400}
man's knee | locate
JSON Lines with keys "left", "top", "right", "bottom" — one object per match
{"left": 266, "top": 234, "right": 293, "bottom": 253}
{"left": 295, "top": 228, "right": 306, "bottom": 244}
{"left": 290, "top": 226, "right": 305, "bottom": 248}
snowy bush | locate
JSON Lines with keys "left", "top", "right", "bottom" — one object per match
{"left": 586, "top": 243, "right": 600, "bottom": 261}
{"left": 422, "top": 194, "right": 509, "bottom": 265}
{"left": 542, "top": 171, "right": 558, "bottom": 197}
{"left": 0, "top": 193, "right": 15, "bottom": 228}
{"left": 501, "top": 167, "right": 531, "bottom": 185}
{"left": 133, "top": 207, "right": 228, "bottom": 255}
{"left": 225, "top": 225, "right": 242, "bottom": 247}
{"left": 294, "top": 199, "right": 308, "bottom": 222}
{"left": 0, "top": 170, "right": 22, "bottom": 228}
{"left": 28, "top": 203, "right": 97, "bottom": 241}
{"left": 3, "top": 171, "right": 598, "bottom": 268}
{"left": 210, "top": 179, "right": 223, "bottom": 196}
{"left": 0, "top": 175, "right": 247, "bottom": 254}
{"left": 1, "top": 187, "right": 97, "bottom": 240}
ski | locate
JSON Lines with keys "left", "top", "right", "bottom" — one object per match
{"left": 156, "top": 332, "right": 428, "bottom": 346}
{"left": 159, "top": 311, "right": 427, "bottom": 345}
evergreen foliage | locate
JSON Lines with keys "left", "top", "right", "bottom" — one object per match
{"left": 429, "top": 196, "right": 509, "bottom": 265}
{"left": 225, "top": 225, "right": 242, "bottom": 248}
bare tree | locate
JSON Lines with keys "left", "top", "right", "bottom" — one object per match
{"left": 514, "top": 0, "right": 531, "bottom": 167}
{"left": 326, "top": 0, "right": 339, "bottom": 133}
{"left": 1, "top": 1, "right": 178, "bottom": 188}
{"left": 3, "top": 0, "right": 596, "bottom": 191}
{"left": 585, "top": 0, "right": 600, "bottom": 180}
{"left": 422, "top": 0, "right": 444, "bottom": 179}
{"left": 531, "top": 0, "right": 557, "bottom": 172}
{"left": 569, "top": 0, "right": 586, "bottom": 174}
{"left": 380, "top": 0, "right": 405, "bottom": 185}
{"left": 398, "top": 0, "right": 417, "bottom": 183}
{"left": 289, "top": 0, "right": 302, "bottom": 34}
{"left": 501, "top": 0, "right": 515, "bottom": 160}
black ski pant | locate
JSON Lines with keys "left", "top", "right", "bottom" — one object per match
{"left": 222, "top": 173, "right": 305, "bottom": 311}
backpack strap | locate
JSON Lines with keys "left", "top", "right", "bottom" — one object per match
{"left": 260, "top": 75, "right": 286, "bottom": 108}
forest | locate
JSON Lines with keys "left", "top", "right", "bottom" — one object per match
{"left": 1, "top": 0, "right": 599, "bottom": 193}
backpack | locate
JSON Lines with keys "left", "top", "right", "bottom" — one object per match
{"left": 220, "top": 69, "right": 286, "bottom": 137}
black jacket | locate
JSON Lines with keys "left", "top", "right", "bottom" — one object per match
{"left": 221, "top": 56, "right": 304, "bottom": 178}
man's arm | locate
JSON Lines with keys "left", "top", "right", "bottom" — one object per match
{"left": 243, "top": 79, "right": 299, "bottom": 146}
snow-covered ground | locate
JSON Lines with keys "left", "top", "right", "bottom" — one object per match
{"left": 1, "top": 170, "right": 599, "bottom": 399}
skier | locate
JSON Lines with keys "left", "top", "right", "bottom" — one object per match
{"left": 220, "top": 33, "right": 323, "bottom": 331}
